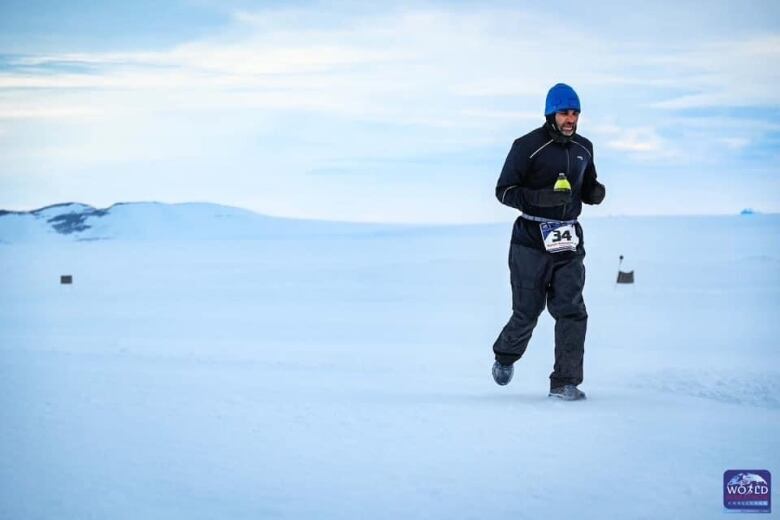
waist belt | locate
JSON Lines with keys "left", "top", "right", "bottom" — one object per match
{"left": 520, "top": 213, "right": 578, "bottom": 225}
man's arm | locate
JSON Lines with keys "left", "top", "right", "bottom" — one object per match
{"left": 496, "top": 137, "right": 572, "bottom": 209}
{"left": 495, "top": 139, "right": 529, "bottom": 210}
{"left": 581, "top": 146, "right": 605, "bottom": 205}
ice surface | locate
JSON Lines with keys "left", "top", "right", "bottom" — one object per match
{"left": 0, "top": 208, "right": 778, "bottom": 519}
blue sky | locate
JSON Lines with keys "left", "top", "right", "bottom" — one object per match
{"left": 1, "top": 0, "right": 778, "bottom": 222}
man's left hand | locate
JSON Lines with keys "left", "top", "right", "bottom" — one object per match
{"left": 583, "top": 181, "right": 605, "bottom": 205}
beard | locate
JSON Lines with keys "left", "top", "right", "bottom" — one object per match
{"left": 559, "top": 122, "right": 577, "bottom": 135}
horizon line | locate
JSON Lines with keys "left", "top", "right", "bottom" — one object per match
{"left": 0, "top": 200, "right": 775, "bottom": 226}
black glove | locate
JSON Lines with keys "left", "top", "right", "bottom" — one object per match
{"left": 582, "top": 181, "right": 606, "bottom": 205}
{"left": 522, "top": 188, "right": 572, "bottom": 207}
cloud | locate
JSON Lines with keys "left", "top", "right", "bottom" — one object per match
{"left": 2, "top": 7, "right": 777, "bottom": 127}
{"left": 1, "top": 3, "right": 778, "bottom": 220}
{"left": 649, "top": 35, "right": 780, "bottom": 109}
{"left": 0, "top": 7, "right": 598, "bottom": 126}
{"left": 608, "top": 137, "right": 659, "bottom": 153}
{"left": 0, "top": 103, "right": 103, "bottom": 119}
{"left": 603, "top": 127, "right": 665, "bottom": 154}
{"left": 718, "top": 137, "right": 750, "bottom": 150}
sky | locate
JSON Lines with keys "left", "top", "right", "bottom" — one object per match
{"left": 0, "top": 0, "right": 779, "bottom": 223}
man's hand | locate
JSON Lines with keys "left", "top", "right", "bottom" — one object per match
{"left": 583, "top": 181, "right": 606, "bottom": 205}
{"left": 523, "top": 188, "right": 572, "bottom": 207}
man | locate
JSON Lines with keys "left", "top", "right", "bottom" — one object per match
{"left": 491, "top": 83, "right": 605, "bottom": 401}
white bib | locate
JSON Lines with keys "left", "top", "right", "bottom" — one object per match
{"left": 540, "top": 222, "right": 579, "bottom": 253}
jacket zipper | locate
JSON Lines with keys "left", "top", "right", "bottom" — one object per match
{"left": 562, "top": 146, "right": 570, "bottom": 220}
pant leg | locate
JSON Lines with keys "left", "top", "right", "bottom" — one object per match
{"left": 493, "top": 243, "right": 551, "bottom": 365}
{"left": 546, "top": 253, "right": 588, "bottom": 389}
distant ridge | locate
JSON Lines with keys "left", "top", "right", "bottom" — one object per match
{"left": 0, "top": 201, "right": 403, "bottom": 243}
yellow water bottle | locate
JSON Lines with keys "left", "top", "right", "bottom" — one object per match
{"left": 554, "top": 173, "right": 571, "bottom": 192}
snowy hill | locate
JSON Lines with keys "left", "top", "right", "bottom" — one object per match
{"left": 0, "top": 201, "right": 399, "bottom": 242}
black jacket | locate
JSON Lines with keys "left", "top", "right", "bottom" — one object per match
{"left": 496, "top": 125, "right": 605, "bottom": 249}
{"left": 496, "top": 126, "right": 604, "bottom": 220}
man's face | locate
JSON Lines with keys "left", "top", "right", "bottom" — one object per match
{"left": 554, "top": 110, "right": 579, "bottom": 136}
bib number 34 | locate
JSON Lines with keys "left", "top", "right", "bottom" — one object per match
{"left": 540, "top": 222, "right": 580, "bottom": 253}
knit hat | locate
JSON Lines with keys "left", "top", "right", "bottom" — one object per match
{"left": 544, "top": 83, "right": 580, "bottom": 115}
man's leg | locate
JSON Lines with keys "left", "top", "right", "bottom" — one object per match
{"left": 546, "top": 253, "right": 588, "bottom": 389}
{"left": 493, "top": 244, "right": 550, "bottom": 365}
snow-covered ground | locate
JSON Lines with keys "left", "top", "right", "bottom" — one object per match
{"left": 1, "top": 205, "right": 778, "bottom": 519}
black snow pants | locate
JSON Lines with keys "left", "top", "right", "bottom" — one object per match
{"left": 493, "top": 238, "right": 588, "bottom": 390}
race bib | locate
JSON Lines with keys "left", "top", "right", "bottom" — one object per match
{"left": 540, "top": 222, "right": 579, "bottom": 253}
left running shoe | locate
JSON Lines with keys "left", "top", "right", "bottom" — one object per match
{"left": 491, "top": 361, "right": 514, "bottom": 386}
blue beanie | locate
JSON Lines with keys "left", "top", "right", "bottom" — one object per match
{"left": 545, "top": 83, "right": 580, "bottom": 115}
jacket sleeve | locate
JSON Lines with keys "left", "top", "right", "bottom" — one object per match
{"left": 495, "top": 139, "right": 531, "bottom": 210}
{"left": 581, "top": 145, "right": 605, "bottom": 205}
